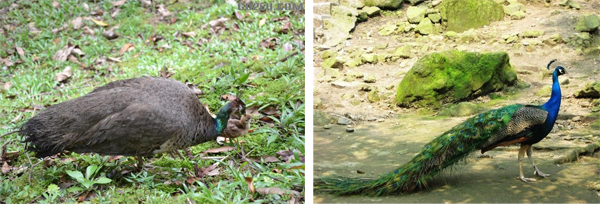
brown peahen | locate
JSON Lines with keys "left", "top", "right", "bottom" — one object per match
{"left": 315, "top": 60, "right": 567, "bottom": 196}
{"left": 19, "top": 77, "right": 245, "bottom": 167}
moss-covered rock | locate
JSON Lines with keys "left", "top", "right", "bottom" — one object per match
{"left": 407, "top": 6, "right": 427, "bottom": 23}
{"left": 416, "top": 18, "right": 435, "bottom": 35}
{"left": 439, "top": 0, "right": 504, "bottom": 33}
{"left": 367, "top": 89, "right": 381, "bottom": 102}
{"left": 521, "top": 30, "right": 544, "bottom": 38}
{"left": 379, "top": 22, "right": 398, "bottom": 36}
{"left": 574, "top": 14, "right": 600, "bottom": 32}
{"left": 365, "top": 0, "right": 403, "bottom": 9}
{"left": 535, "top": 85, "right": 552, "bottom": 97}
{"left": 322, "top": 58, "right": 343, "bottom": 69}
{"left": 574, "top": 82, "right": 600, "bottom": 98}
{"left": 396, "top": 50, "right": 517, "bottom": 108}
{"left": 439, "top": 102, "right": 483, "bottom": 117}
{"left": 394, "top": 45, "right": 412, "bottom": 58}
{"left": 362, "top": 6, "right": 381, "bottom": 17}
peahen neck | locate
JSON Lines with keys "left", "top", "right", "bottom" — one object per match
{"left": 541, "top": 70, "right": 561, "bottom": 128}
{"left": 214, "top": 102, "right": 233, "bottom": 135}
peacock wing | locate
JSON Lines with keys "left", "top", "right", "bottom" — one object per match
{"left": 479, "top": 105, "right": 548, "bottom": 153}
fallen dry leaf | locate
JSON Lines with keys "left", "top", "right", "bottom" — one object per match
{"left": 245, "top": 177, "right": 255, "bottom": 193}
{"left": 118, "top": 43, "right": 134, "bottom": 56}
{"left": 186, "top": 82, "right": 204, "bottom": 95}
{"left": 15, "top": 47, "right": 25, "bottom": 58}
{"left": 234, "top": 11, "right": 244, "bottom": 20}
{"left": 71, "top": 17, "right": 83, "bottom": 29}
{"left": 107, "top": 57, "right": 121, "bottom": 62}
{"left": 259, "top": 17, "right": 266, "bottom": 27}
{"left": 159, "top": 66, "right": 173, "bottom": 78}
{"left": 282, "top": 42, "right": 293, "bottom": 52}
{"left": 90, "top": 18, "right": 108, "bottom": 27}
{"left": 279, "top": 20, "right": 291, "bottom": 34}
{"left": 1, "top": 162, "right": 11, "bottom": 174}
{"left": 259, "top": 37, "right": 278, "bottom": 50}
{"left": 200, "top": 164, "right": 220, "bottom": 177}
{"left": 55, "top": 66, "right": 72, "bottom": 82}
{"left": 276, "top": 150, "right": 294, "bottom": 162}
{"left": 102, "top": 26, "right": 119, "bottom": 40}
{"left": 157, "top": 4, "right": 171, "bottom": 17}
{"left": 82, "top": 26, "right": 95, "bottom": 36}
{"left": 203, "top": 146, "right": 235, "bottom": 154}
{"left": 2, "top": 81, "right": 12, "bottom": 90}
{"left": 53, "top": 44, "right": 85, "bottom": 61}
{"left": 112, "top": 0, "right": 126, "bottom": 7}
{"left": 182, "top": 31, "right": 195, "bottom": 38}
{"left": 260, "top": 155, "right": 280, "bottom": 163}
{"left": 110, "top": 8, "right": 120, "bottom": 18}
{"left": 52, "top": 1, "right": 60, "bottom": 8}
{"left": 256, "top": 187, "right": 301, "bottom": 196}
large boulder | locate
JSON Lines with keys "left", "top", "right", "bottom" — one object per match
{"left": 574, "top": 14, "right": 600, "bottom": 32}
{"left": 574, "top": 82, "right": 600, "bottom": 98}
{"left": 439, "top": 0, "right": 504, "bottom": 33}
{"left": 364, "top": 0, "right": 403, "bottom": 9}
{"left": 396, "top": 51, "right": 518, "bottom": 108}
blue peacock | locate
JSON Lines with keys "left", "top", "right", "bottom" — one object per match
{"left": 315, "top": 60, "right": 567, "bottom": 196}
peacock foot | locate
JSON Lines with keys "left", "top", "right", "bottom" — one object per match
{"left": 534, "top": 170, "right": 550, "bottom": 177}
{"left": 517, "top": 176, "right": 537, "bottom": 182}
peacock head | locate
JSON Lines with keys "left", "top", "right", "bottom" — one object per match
{"left": 546, "top": 59, "right": 567, "bottom": 76}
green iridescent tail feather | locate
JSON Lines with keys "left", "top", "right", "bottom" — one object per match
{"left": 315, "top": 104, "right": 524, "bottom": 196}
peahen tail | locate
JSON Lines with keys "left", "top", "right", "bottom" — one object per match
{"left": 315, "top": 104, "right": 522, "bottom": 196}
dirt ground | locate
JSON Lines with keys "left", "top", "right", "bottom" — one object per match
{"left": 313, "top": 0, "right": 600, "bottom": 202}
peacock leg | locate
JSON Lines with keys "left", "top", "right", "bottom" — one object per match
{"left": 517, "top": 144, "right": 537, "bottom": 182}
{"left": 526, "top": 145, "right": 550, "bottom": 177}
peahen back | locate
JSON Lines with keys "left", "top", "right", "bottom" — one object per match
{"left": 316, "top": 104, "right": 530, "bottom": 196}
{"left": 20, "top": 77, "right": 242, "bottom": 158}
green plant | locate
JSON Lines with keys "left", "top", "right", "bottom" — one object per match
{"left": 66, "top": 165, "right": 112, "bottom": 192}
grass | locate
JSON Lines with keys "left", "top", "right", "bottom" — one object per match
{"left": 0, "top": 0, "right": 305, "bottom": 202}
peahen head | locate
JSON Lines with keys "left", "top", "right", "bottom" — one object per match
{"left": 215, "top": 97, "right": 246, "bottom": 134}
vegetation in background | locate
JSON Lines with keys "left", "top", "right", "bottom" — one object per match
{"left": 0, "top": 0, "right": 305, "bottom": 202}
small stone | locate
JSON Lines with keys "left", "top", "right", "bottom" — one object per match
{"left": 362, "top": 53, "right": 378, "bottom": 64}
{"left": 331, "top": 81, "right": 350, "bottom": 88}
{"left": 314, "top": 97, "right": 323, "bottom": 109}
{"left": 379, "top": 23, "right": 398, "bottom": 36}
{"left": 350, "top": 99, "right": 361, "bottom": 106}
{"left": 364, "top": 74, "right": 376, "bottom": 83}
{"left": 359, "top": 85, "right": 372, "bottom": 92}
{"left": 376, "top": 118, "right": 385, "bottom": 122}
{"left": 416, "top": 18, "right": 434, "bottom": 35}
{"left": 394, "top": 45, "right": 411, "bottom": 58}
{"left": 337, "top": 117, "right": 352, "bottom": 125}
{"left": 344, "top": 58, "right": 364, "bottom": 68}
{"left": 367, "top": 90, "right": 380, "bottom": 103}
{"left": 521, "top": 30, "right": 544, "bottom": 38}
{"left": 428, "top": 13, "right": 441, "bottom": 23}
{"left": 346, "top": 128, "right": 355, "bottom": 132}
{"left": 571, "top": 116, "right": 581, "bottom": 122}
{"left": 323, "top": 124, "right": 332, "bottom": 129}
{"left": 510, "top": 11, "right": 526, "bottom": 20}
{"left": 385, "top": 85, "right": 394, "bottom": 90}
{"left": 362, "top": 6, "right": 381, "bottom": 17}
{"left": 375, "top": 43, "right": 388, "bottom": 50}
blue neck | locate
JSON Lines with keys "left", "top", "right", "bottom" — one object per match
{"left": 541, "top": 71, "right": 561, "bottom": 128}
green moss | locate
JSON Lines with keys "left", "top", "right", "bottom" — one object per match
{"left": 439, "top": 0, "right": 504, "bottom": 32}
{"left": 396, "top": 50, "right": 517, "bottom": 109}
